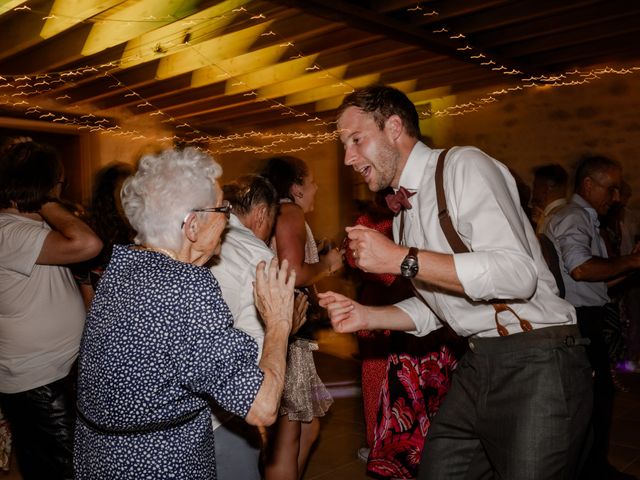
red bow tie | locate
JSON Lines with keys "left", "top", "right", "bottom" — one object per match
{"left": 385, "top": 187, "right": 416, "bottom": 214}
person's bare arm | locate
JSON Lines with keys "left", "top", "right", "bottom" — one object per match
{"left": 274, "top": 203, "right": 342, "bottom": 287}
{"left": 347, "top": 225, "right": 465, "bottom": 295}
{"left": 245, "top": 258, "right": 295, "bottom": 426}
{"left": 36, "top": 200, "right": 103, "bottom": 265}
{"left": 317, "top": 290, "right": 416, "bottom": 333}
{"left": 571, "top": 254, "right": 640, "bottom": 282}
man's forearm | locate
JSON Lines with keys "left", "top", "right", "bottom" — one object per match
{"left": 365, "top": 304, "right": 417, "bottom": 331}
{"left": 572, "top": 254, "right": 640, "bottom": 282}
{"left": 37, "top": 201, "right": 102, "bottom": 264}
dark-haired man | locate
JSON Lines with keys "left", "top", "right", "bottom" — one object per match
{"left": 319, "top": 86, "right": 592, "bottom": 479}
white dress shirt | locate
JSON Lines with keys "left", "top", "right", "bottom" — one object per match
{"left": 393, "top": 142, "right": 576, "bottom": 338}
{"left": 209, "top": 214, "right": 275, "bottom": 430}
{"left": 210, "top": 214, "right": 274, "bottom": 357}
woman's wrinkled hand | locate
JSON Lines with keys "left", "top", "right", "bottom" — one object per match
{"left": 254, "top": 257, "right": 296, "bottom": 332}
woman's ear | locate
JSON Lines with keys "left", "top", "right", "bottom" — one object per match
{"left": 183, "top": 212, "right": 199, "bottom": 243}
{"left": 291, "top": 184, "right": 303, "bottom": 199}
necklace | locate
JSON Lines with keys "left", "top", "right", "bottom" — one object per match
{"left": 133, "top": 245, "right": 178, "bottom": 261}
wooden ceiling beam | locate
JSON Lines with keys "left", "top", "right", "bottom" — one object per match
{"left": 0, "top": 0, "right": 56, "bottom": 63}
{"left": 518, "top": 30, "right": 640, "bottom": 72}
{"left": 95, "top": 34, "right": 409, "bottom": 113}
{"left": 473, "top": 2, "right": 639, "bottom": 47}
{"left": 264, "top": 0, "right": 476, "bottom": 64}
{"left": 413, "top": 0, "right": 600, "bottom": 32}
{"left": 495, "top": 14, "right": 640, "bottom": 62}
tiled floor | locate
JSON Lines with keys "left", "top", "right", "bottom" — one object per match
{"left": 2, "top": 329, "right": 639, "bottom": 479}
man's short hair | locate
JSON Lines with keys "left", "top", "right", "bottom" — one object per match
{"left": 574, "top": 155, "right": 620, "bottom": 191}
{"left": 337, "top": 85, "right": 421, "bottom": 138}
{"left": 532, "top": 164, "right": 568, "bottom": 189}
{"left": 223, "top": 175, "right": 278, "bottom": 217}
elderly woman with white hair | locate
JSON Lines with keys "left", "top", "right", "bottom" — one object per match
{"left": 73, "top": 148, "right": 295, "bottom": 479}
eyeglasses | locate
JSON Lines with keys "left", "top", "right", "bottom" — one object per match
{"left": 589, "top": 177, "right": 620, "bottom": 196}
{"left": 181, "top": 200, "right": 232, "bottom": 229}
{"left": 193, "top": 200, "right": 232, "bottom": 217}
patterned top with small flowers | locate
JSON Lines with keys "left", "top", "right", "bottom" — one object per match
{"left": 74, "top": 245, "right": 264, "bottom": 479}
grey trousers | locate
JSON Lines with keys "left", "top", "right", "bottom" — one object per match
{"left": 213, "top": 416, "right": 262, "bottom": 480}
{"left": 418, "top": 325, "right": 593, "bottom": 480}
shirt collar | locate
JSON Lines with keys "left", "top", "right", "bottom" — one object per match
{"left": 571, "top": 193, "right": 600, "bottom": 225}
{"left": 228, "top": 213, "right": 251, "bottom": 233}
{"left": 397, "top": 141, "right": 432, "bottom": 191}
{"left": 543, "top": 197, "right": 567, "bottom": 216}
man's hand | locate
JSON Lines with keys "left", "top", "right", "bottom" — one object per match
{"left": 346, "top": 225, "right": 404, "bottom": 274}
{"left": 317, "top": 291, "right": 368, "bottom": 333}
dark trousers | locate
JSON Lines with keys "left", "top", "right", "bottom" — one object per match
{"left": 418, "top": 325, "right": 593, "bottom": 480}
{"left": 576, "top": 306, "right": 616, "bottom": 479}
{"left": 0, "top": 373, "right": 76, "bottom": 480}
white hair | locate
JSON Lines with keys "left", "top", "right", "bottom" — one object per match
{"left": 121, "top": 147, "right": 223, "bottom": 250}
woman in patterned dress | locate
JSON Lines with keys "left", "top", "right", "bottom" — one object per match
{"left": 73, "top": 147, "right": 296, "bottom": 479}
{"left": 345, "top": 191, "right": 460, "bottom": 479}
{"left": 261, "top": 156, "right": 344, "bottom": 480}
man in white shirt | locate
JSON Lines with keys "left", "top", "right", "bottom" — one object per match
{"left": 210, "top": 174, "right": 308, "bottom": 480}
{"left": 318, "top": 86, "right": 592, "bottom": 479}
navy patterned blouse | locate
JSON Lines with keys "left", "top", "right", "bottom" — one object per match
{"left": 74, "top": 245, "right": 264, "bottom": 479}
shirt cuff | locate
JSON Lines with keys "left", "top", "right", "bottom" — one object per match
{"left": 394, "top": 297, "right": 441, "bottom": 337}
{"left": 453, "top": 251, "right": 493, "bottom": 300}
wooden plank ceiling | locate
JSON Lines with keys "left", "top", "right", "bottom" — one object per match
{"left": 0, "top": 0, "right": 639, "bottom": 153}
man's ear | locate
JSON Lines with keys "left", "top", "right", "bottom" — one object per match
{"left": 384, "top": 114, "right": 404, "bottom": 141}
{"left": 183, "top": 212, "right": 198, "bottom": 243}
{"left": 256, "top": 204, "right": 267, "bottom": 225}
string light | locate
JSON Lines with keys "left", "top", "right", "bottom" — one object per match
{"left": 1, "top": 2, "right": 639, "bottom": 152}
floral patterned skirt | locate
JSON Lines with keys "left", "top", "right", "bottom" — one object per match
{"left": 367, "top": 343, "right": 458, "bottom": 479}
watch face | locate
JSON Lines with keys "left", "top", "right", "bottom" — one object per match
{"left": 401, "top": 256, "right": 419, "bottom": 278}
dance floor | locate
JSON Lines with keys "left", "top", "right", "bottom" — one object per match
{"left": 2, "top": 328, "right": 639, "bottom": 479}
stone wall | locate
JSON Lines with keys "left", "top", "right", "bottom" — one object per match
{"left": 432, "top": 73, "right": 640, "bottom": 208}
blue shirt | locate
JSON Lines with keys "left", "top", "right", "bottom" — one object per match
{"left": 545, "top": 193, "right": 610, "bottom": 307}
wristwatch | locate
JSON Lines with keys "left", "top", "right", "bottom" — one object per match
{"left": 400, "top": 247, "right": 419, "bottom": 278}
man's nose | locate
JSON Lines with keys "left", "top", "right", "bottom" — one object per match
{"left": 344, "top": 145, "right": 357, "bottom": 166}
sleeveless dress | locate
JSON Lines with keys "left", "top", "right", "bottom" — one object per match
{"left": 272, "top": 202, "right": 333, "bottom": 422}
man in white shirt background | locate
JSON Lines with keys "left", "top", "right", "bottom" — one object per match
{"left": 210, "top": 174, "right": 308, "bottom": 480}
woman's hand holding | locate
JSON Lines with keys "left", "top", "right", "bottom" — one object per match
{"left": 254, "top": 258, "right": 296, "bottom": 333}
{"left": 321, "top": 246, "right": 344, "bottom": 276}
{"left": 291, "top": 291, "right": 309, "bottom": 334}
